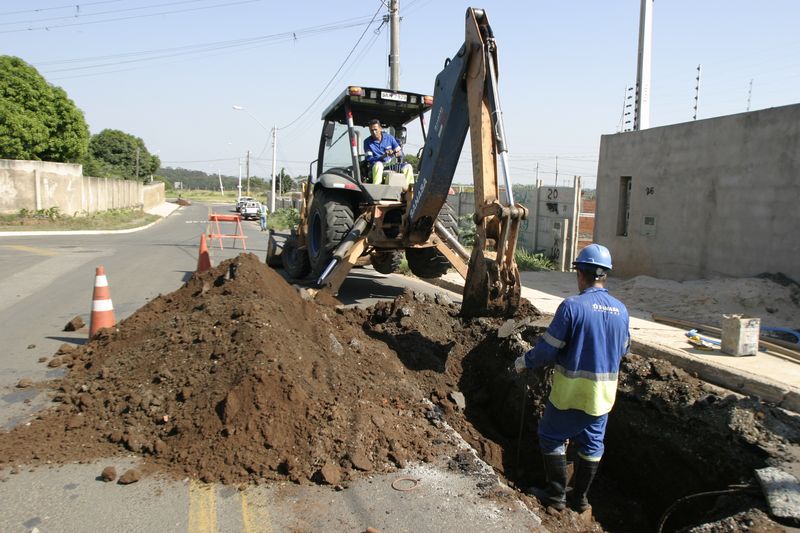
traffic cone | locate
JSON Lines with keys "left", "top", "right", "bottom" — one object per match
{"left": 197, "top": 233, "right": 212, "bottom": 272}
{"left": 89, "top": 266, "right": 116, "bottom": 338}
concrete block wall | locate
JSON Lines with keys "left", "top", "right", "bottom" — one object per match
{"left": 595, "top": 103, "right": 800, "bottom": 281}
{"left": 0, "top": 159, "right": 164, "bottom": 215}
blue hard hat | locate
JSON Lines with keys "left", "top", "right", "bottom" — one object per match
{"left": 573, "top": 243, "right": 613, "bottom": 271}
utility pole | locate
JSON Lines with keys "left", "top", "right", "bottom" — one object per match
{"left": 389, "top": 0, "right": 400, "bottom": 91}
{"left": 693, "top": 64, "right": 702, "bottom": 120}
{"left": 238, "top": 158, "right": 242, "bottom": 199}
{"left": 218, "top": 169, "right": 224, "bottom": 195}
{"left": 634, "top": 0, "right": 653, "bottom": 130}
{"left": 246, "top": 150, "right": 250, "bottom": 196}
{"left": 135, "top": 148, "right": 140, "bottom": 179}
{"left": 270, "top": 126, "right": 277, "bottom": 212}
{"left": 555, "top": 156, "right": 558, "bottom": 187}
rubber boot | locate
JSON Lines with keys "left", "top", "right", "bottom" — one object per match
{"left": 569, "top": 457, "right": 600, "bottom": 513}
{"left": 528, "top": 453, "right": 567, "bottom": 510}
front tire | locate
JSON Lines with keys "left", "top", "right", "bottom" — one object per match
{"left": 281, "top": 237, "right": 311, "bottom": 279}
{"left": 307, "top": 188, "right": 355, "bottom": 276}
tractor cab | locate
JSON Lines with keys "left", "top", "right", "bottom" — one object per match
{"left": 314, "top": 86, "right": 432, "bottom": 203}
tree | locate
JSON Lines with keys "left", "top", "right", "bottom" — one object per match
{"left": 279, "top": 168, "right": 294, "bottom": 193}
{"left": 87, "top": 129, "right": 160, "bottom": 180}
{"left": 0, "top": 56, "right": 90, "bottom": 162}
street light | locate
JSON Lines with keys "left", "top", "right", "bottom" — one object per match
{"left": 232, "top": 105, "right": 277, "bottom": 212}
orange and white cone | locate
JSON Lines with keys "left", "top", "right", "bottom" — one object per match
{"left": 89, "top": 266, "right": 116, "bottom": 338}
{"left": 197, "top": 233, "right": 212, "bottom": 272}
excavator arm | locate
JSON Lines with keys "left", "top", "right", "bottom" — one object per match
{"left": 411, "top": 7, "right": 527, "bottom": 317}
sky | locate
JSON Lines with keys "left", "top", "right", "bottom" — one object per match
{"left": 2, "top": 0, "right": 799, "bottom": 188}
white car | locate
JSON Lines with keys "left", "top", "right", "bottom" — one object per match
{"left": 240, "top": 201, "right": 261, "bottom": 220}
{"left": 235, "top": 196, "right": 255, "bottom": 212}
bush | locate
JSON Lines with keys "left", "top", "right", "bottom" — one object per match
{"left": 267, "top": 207, "right": 301, "bottom": 230}
{"left": 515, "top": 248, "right": 555, "bottom": 271}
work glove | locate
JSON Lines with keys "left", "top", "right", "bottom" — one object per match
{"left": 514, "top": 355, "right": 527, "bottom": 374}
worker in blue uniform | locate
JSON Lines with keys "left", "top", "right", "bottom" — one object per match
{"left": 363, "top": 119, "right": 413, "bottom": 186}
{"left": 514, "top": 243, "right": 630, "bottom": 512}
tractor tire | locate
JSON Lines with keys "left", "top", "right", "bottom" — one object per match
{"left": 405, "top": 203, "right": 459, "bottom": 279}
{"left": 281, "top": 237, "right": 311, "bottom": 279}
{"left": 265, "top": 230, "right": 282, "bottom": 267}
{"left": 307, "top": 188, "right": 355, "bottom": 277}
{"left": 370, "top": 250, "right": 404, "bottom": 274}
{"left": 406, "top": 247, "right": 450, "bottom": 279}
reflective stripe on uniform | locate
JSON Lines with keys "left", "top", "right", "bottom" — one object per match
{"left": 554, "top": 364, "right": 618, "bottom": 382}
{"left": 549, "top": 370, "right": 618, "bottom": 416}
{"left": 543, "top": 331, "right": 566, "bottom": 349}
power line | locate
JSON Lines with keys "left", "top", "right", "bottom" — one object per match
{"left": 0, "top": 0, "right": 217, "bottom": 26}
{"left": 40, "top": 17, "right": 373, "bottom": 74}
{"left": 0, "top": 0, "right": 122, "bottom": 17}
{"left": 278, "top": 1, "right": 386, "bottom": 130}
{"left": 0, "top": 0, "right": 264, "bottom": 34}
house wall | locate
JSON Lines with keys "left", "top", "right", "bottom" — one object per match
{"left": 595, "top": 104, "right": 800, "bottom": 281}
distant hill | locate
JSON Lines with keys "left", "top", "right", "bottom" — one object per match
{"left": 158, "top": 167, "right": 269, "bottom": 192}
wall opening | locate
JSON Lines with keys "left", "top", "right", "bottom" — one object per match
{"left": 616, "top": 176, "right": 632, "bottom": 236}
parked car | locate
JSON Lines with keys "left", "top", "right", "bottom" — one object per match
{"left": 236, "top": 196, "right": 255, "bottom": 212}
{"left": 240, "top": 201, "right": 261, "bottom": 220}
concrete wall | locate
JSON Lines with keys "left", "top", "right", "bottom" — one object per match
{"left": 0, "top": 159, "right": 164, "bottom": 215}
{"left": 595, "top": 103, "right": 800, "bottom": 281}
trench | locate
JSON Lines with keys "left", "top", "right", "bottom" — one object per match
{"left": 454, "top": 330, "right": 779, "bottom": 532}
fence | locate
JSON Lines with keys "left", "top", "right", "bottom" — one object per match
{"left": 0, "top": 159, "right": 164, "bottom": 215}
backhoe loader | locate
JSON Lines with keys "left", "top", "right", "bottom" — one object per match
{"left": 275, "top": 7, "right": 526, "bottom": 317}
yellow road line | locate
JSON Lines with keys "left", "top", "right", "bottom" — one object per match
{"left": 0, "top": 244, "right": 57, "bottom": 256}
{"left": 188, "top": 480, "right": 217, "bottom": 533}
{"left": 241, "top": 490, "right": 274, "bottom": 533}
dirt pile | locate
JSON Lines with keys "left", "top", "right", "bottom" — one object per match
{"left": 1, "top": 254, "right": 798, "bottom": 531}
{"left": 0, "top": 254, "right": 463, "bottom": 485}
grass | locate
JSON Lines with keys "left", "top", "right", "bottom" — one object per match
{"left": 173, "top": 189, "right": 268, "bottom": 203}
{"left": 0, "top": 207, "right": 159, "bottom": 231}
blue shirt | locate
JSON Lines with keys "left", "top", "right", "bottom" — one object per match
{"left": 364, "top": 133, "right": 401, "bottom": 165}
{"left": 524, "top": 287, "right": 630, "bottom": 415}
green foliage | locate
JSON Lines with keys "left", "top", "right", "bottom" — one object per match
{"left": 0, "top": 56, "right": 90, "bottom": 162}
{"left": 457, "top": 214, "right": 476, "bottom": 246}
{"left": 87, "top": 129, "right": 159, "bottom": 180}
{"left": 404, "top": 153, "right": 420, "bottom": 172}
{"left": 515, "top": 248, "right": 555, "bottom": 271}
{"left": 267, "top": 207, "right": 301, "bottom": 230}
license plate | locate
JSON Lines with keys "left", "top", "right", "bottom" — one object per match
{"left": 381, "top": 91, "right": 407, "bottom": 102}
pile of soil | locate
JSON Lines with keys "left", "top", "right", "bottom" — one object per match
{"left": 1, "top": 253, "right": 798, "bottom": 531}
{"left": 0, "top": 254, "right": 462, "bottom": 485}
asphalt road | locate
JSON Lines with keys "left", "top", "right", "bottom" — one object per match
{"left": 0, "top": 203, "right": 544, "bottom": 533}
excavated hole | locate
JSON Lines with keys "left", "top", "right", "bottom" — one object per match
{"left": 455, "top": 327, "right": 791, "bottom": 532}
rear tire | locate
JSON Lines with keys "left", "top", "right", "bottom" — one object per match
{"left": 406, "top": 247, "right": 450, "bottom": 278}
{"left": 406, "top": 203, "right": 458, "bottom": 279}
{"left": 370, "top": 250, "right": 403, "bottom": 274}
{"left": 308, "top": 188, "right": 355, "bottom": 276}
{"left": 281, "top": 237, "right": 311, "bottom": 279}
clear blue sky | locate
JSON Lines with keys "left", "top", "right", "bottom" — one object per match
{"left": 3, "top": 0, "right": 799, "bottom": 188}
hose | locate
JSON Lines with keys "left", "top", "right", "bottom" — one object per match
{"left": 656, "top": 483, "right": 759, "bottom": 533}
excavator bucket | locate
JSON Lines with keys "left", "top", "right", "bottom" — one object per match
{"left": 460, "top": 223, "right": 522, "bottom": 318}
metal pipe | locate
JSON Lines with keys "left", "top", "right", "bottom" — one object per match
{"left": 434, "top": 220, "right": 470, "bottom": 261}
